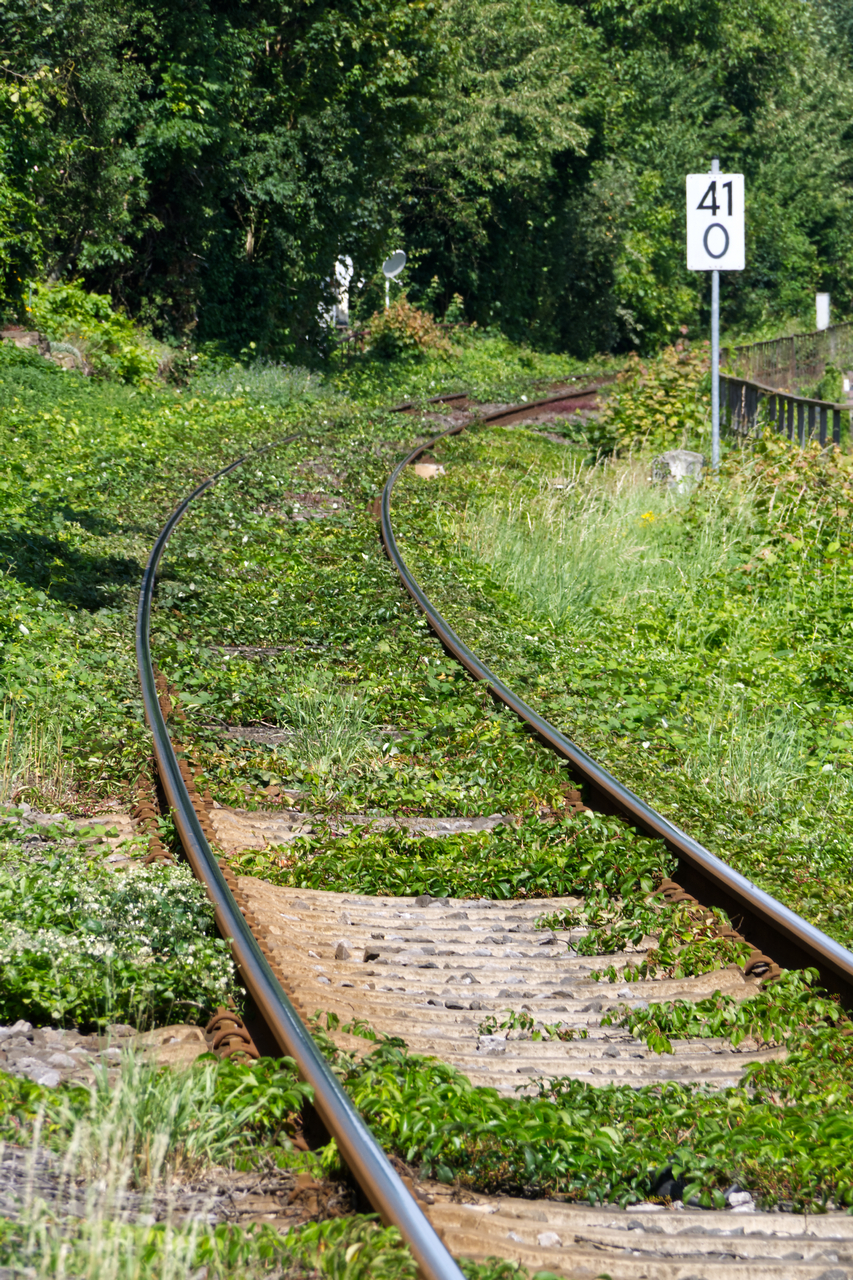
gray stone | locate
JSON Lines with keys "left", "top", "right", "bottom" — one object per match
{"left": 653, "top": 449, "right": 705, "bottom": 489}
{"left": 2, "top": 1021, "right": 33, "bottom": 1041}
{"left": 47, "top": 1052, "right": 78, "bottom": 1069}
{"left": 477, "top": 1035, "right": 507, "bottom": 1056}
{"left": 17, "top": 1059, "right": 62, "bottom": 1088}
{"left": 334, "top": 940, "right": 352, "bottom": 961}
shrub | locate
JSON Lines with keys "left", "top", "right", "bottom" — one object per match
{"left": 0, "top": 834, "right": 238, "bottom": 1028}
{"left": 28, "top": 280, "right": 162, "bottom": 383}
{"left": 366, "top": 297, "right": 452, "bottom": 359}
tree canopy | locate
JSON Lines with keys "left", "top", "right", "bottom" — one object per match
{"left": 2, "top": 0, "right": 853, "bottom": 353}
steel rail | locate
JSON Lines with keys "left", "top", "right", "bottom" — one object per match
{"left": 135, "top": 437, "right": 466, "bottom": 1280}
{"left": 380, "top": 426, "right": 853, "bottom": 1003}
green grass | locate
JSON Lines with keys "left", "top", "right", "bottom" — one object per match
{"left": 7, "top": 324, "right": 853, "bottom": 1241}
{"left": 0, "top": 1050, "right": 556, "bottom": 1280}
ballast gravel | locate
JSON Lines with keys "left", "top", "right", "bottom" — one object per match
{"left": 0, "top": 1020, "right": 211, "bottom": 1088}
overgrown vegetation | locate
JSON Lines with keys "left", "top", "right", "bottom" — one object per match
{"left": 0, "top": 811, "right": 237, "bottom": 1028}
{"left": 381, "top": 356, "right": 853, "bottom": 947}
{"left": 231, "top": 810, "right": 671, "bottom": 903}
{"left": 5, "top": 274, "right": 853, "bottom": 1255}
{"left": 0, "top": 1049, "right": 557, "bottom": 1279}
{"left": 310, "top": 998, "right": 853, "bottom": 1212}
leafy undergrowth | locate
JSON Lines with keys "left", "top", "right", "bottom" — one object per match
{"left": 0, "top": 809, "right": 237, "bottom": 1028}
{"left": 0, "top": 1211, "right": 548, "bottom": 1280}
{"left": 229, "top": 810, "right": 671, "bottom": 901}
{"left": 0, "top": 329, "right": 598, "bottom": 817}
{"left": 8, "top": 987, "right": 853, "bottom": 1226}
{"left": 311, "top": 995, "right": 853, "bottom": 1212}
{"left": 329, "top": 324, "right": 613, "bottom": 408}
{"left": 605, "top": 967, "right": 845, "bottom": 1055}
{"left": 0, "top": 1215, "right": 420, "bottom": 1280}
{"left": 0, "top": 1051, "right": 556, "bottom": 1280}
{"left": 231, "top": 812, "right": 751, "bottom": 981}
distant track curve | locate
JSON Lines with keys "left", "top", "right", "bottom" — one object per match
{"left": 379, "top": 407, "right": 853, "bottom": 1004}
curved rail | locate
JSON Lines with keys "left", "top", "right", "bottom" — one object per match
{"left": 135, "top": 438, "right": 465, "bottom": 1280}
{"left": 380, "top": 425, "right": 853, "bottom": 1003}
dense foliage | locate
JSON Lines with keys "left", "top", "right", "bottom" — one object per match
{"left": 2, "top": 0, "right": 853, "bottom": 352}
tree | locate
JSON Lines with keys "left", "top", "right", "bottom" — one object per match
{"left": 0, "top": 0, "right": 442, "bottom": 350}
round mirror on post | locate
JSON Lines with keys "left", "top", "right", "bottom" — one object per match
{"left": 382, "top": 251, "right": 407, "bottom": 279}
{"left": 382, "top": 250, "right": 406, "bottom": 309}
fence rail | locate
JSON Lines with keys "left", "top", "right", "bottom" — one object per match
{"left": 722, "top": 321, "right": 853, "bottom": 392}
{"left": 721, "top": 373, "right": 847, "bottom": 446}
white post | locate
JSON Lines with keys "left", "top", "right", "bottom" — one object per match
{"left": 710, "top": 157, "right": 720, "bottom": 471}
{"left": 816, "top": 293, "right": 830, "bottom": 331}
{"left": 385, "top": 278, "right": 390, "bottom": 312}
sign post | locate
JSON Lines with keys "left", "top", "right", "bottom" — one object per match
{"left": 686, "top": 160, "right": 745, "bottom": 469}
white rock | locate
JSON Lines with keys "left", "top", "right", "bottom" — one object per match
{"left": 477, "top": 1034, "right": 507, "bottom": 1056}
{"left": 728, "top": 1190, "right": 755, "bottom": 1208}
{"left": 537, "top": 1231, "right": 562, "bottom": 1248}
{"left": 47, "top": 1052, "right": 77, "bottom": 1069}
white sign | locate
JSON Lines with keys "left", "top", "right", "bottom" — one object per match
{"left": 686, "top": 173, "right": 744, "bottom": 271}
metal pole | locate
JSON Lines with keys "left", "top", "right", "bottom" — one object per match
{"left": 385, "top": 277, "right": 390, "bottom": 311}
{"left": 711, "top": 156, "right": 720, "bottom": 471}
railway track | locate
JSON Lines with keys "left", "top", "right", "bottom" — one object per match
{"left": 137, "top": 389, "right": 853, "bottom": 1279}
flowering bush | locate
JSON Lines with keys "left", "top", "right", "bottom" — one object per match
{"left": 0, "top": 829, "right": 238, "bottom": 1028}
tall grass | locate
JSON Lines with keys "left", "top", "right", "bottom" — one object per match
{"left": 0, "top": 1050, "right": 416, "bottom": 1280}
{"left": 684, "top": 688, "right": 809, "bottom": 811}
{"left": 276, "top": 670, "right": 380, "bottom": 775}
{"left": 460, "top": 460, "right": 761, "bottom": 645}
{"left": 62, "top": 1052, "right": 269, "bottom": 1186}
{"left": 458, "top": 461, "right": 814, "bottom": 812}
{"left": 0, "top": 700, "right": 74, "bottom": 807}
